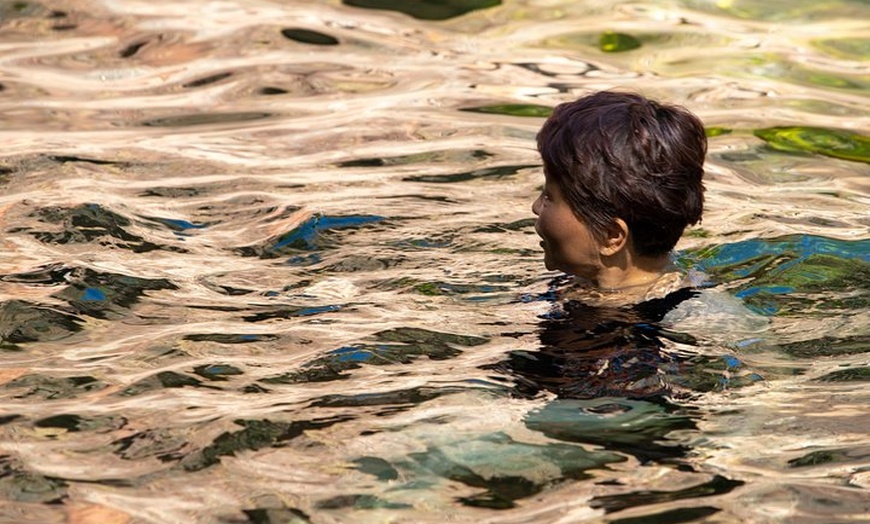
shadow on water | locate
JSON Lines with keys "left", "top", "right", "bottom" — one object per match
{"left": 341, "top": 0, "right": 501, "bottom": 21}
{"left": 0, "top": 263, "right": 177, "bottom": 349}
{"left": 26, "top": 204, "right": 188, "bottom": 254}
{"left": 259, "top": 327, "right": 488, "bottom": 385}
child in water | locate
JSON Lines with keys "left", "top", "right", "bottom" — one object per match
{"left": 532, "top": 90, "right": 707, "bottom": 305}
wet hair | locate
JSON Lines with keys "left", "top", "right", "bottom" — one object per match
{"left": 536, "top": 91, "right": 706, "bottom": 257}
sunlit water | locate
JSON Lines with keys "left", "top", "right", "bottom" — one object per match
{"left": 0, "top": 0, "right": 868, "bottom": 522}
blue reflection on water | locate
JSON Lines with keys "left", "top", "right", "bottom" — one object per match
{"left": 269, "top": 214, "right": 385, "bottom": 253}
{"left": 82, "top": 287, "right": 107, "bottom": 301}
{"left": 682, "top": 234, "right": 869, "bottom": 316}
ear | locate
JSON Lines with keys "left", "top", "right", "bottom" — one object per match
{"left": 599, "top": 218, "right": 629, "bottom": 256}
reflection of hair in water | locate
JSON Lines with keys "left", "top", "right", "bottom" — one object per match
{"left": 500, "top": 288, "right": 699, "bottom": 401}
{"left": 489, "top": 288, "right": 703, "bottom": 463}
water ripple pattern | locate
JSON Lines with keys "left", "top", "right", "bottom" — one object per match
{"left": 0, "top": 0, "right": 867, "bottom": 522}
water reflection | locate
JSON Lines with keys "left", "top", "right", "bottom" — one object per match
{"left": 0, "top": 0, "right": 868, "bottom": 521}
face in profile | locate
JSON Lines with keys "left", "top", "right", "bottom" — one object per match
{"left": 532, "top": 175, "right": 603, "bottom": 280}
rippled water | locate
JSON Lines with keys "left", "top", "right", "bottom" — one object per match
{"left": 0, "top": 0, "right": 868, "bottom": 522}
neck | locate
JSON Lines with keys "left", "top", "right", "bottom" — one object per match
{"left": 593, "top": 252, "right": 671, "bottom": 291}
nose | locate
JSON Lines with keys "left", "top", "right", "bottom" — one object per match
{"left": 532, "top": 193, "right": 542, "bottom": 216}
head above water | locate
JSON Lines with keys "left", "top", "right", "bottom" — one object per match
{"left": 532, "top": 91, "right": 707, "bottom": 289}
{"left": 532, "top": 90, "right": 707, "bottom": 289}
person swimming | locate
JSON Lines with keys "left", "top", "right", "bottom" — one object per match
{"left": 493, "top": 92, "right": 762, "bottom": 403}
{"left": 531, "top": 90, "right": 707, "bottom": 306}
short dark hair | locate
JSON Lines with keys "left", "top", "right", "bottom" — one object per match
{"left": 536, "top": 91, "right": 706, "bottom": 257}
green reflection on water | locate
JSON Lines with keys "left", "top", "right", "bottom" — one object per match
{"left": 401, "top": 431, "right": 624, "bottom": 509}
{"left": 462, "top": 104, "right": 552, "bottom": 117}
{"left": 813, "top": 37, "right": 870, "bottom": 60}
{"left": 705, "top": 127, "right": 732, "bottom": 138}
{"left": 599, "top": 31, "right": 641, "bottom": 52}
{"left": 139, "top": 112, "right": 273, "bottom": 127}
{"left": 754, "top": 126, "right": 870, "bottom": 163}
{"left": 684, "top": 235, "right": 870, "bottom": 317}
{"left": 687, "top": 0, "right": 867, "bottom": 21}
{"left": 817, "top": 366, "right": 870, "bottom": 382}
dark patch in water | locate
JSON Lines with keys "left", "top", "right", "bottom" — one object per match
{"left": 342, "top": 0, "right": 501, "bottom": 20}
{"left": 4, "top": 374, "right": 106, "bottom": 400}
{"left": 1, "top": 262, "right": 71, "bottom": 285}
{"left": 0, "top": 299, "right": 82, "bottom": 349}
{"left": 260, "top": 328, "right": 487, "bottom": 385}
{"left": 184, "top": 333, "right": 279, "bottom": 344}
{"left": 30, "top": 203, "right": 184, "bottom": 253}
{"left": 610, "top": 506, "right": 721, "bottom": 524}
{"left": 473, "top": 217, "right": 536, "bottom": 233}
{"left": 33, "top": 413, "right": 126, "bottom": 433}
{"left": 242, "top": 304, "right": 341, "bottom": 323}
{"left": 413, "top": 280, "right": 510, "bottom": 298}
{"left": 816, "top": 366, "right": 870, "bottom": 382}
{"left": 138, "top": 215, "right": 209, "bottom": 233}
{"left": 119, "top": 39, "right": 148, "bottom": 58}
{"left": 139, "top": 186, "right": 203, "bottom": 198}
{"left": 48, "top": 155, "right": 126, "bottom": 166}
{"left": 182, "top": 416, "right": 353, "bottom": 471}
{"left": 0, "top": 415, "right": 22, "bottom": 425}
{"left": 321, "top": 255, "right": 401, "bottom": 272}
{"left": 242, "top": 507, "right": 312, "bottom": 523}
{"left": 525, "top": 398, "right": 696, "bottom": 463}
{"left": 112, "top": 428, "right": 189, "bottom": 461}
{"left": 315, "top": 494, "right": 411, "bottom": 510}
{"left": 780, "top": 335, "right": 870, "bottom": 358}
{"left": 589, "top": 475, "right": 744, "bottom": 513}
{"left": 405, "top": 432, "right": 622, "bottom": 509}
{"left": 139, "top": 112, "right": 272, "bottom": 127}
{"left": 788, "top": 447, "right": 870, "bottom": 468}
{"left": 514, "top": 61, "right": 599, "bottom": 77}
{"left": 0, "top": 455, "right": 68, "bottom": 503}
{"left": 351, "top": 456, "right": 399, "bottom": 481}
{"left": 403, "top": 164, "right": 538, "bottom": 183}
{"left": 259, "top": 366, "right": 349, "bottom": 386}
{"left": 199, "top": 282, "right": 255, "bottom": 296}
{"left": 309, "top": 385, "right": 461, "bottom": 408}
{"left": 338, "top": 148, "right": 492, "bottom": 168}
{"left": 280, "top": 28, "right": 339, "bottom": 45}
{"left": 50, "top": 266, "right": 178, "bottom": 319}
{"left": 193, "top": 364, "right": 244, "bottom": 381}
{"left": 258, "top": 86, "right": 288, "bottom": 95}
{"left": 183, "top": 71, "right": 234, "bottom": 88}
{"left": 118, "top": 371, "right": 214, "bottom": 396}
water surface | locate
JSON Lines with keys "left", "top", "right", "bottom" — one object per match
{"left": 0, "top": 0, "right": 868, "bottom": 522}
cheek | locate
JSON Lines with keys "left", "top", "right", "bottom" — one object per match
{"left": 538, "top": 212, "right": 571, "bottom": 244}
